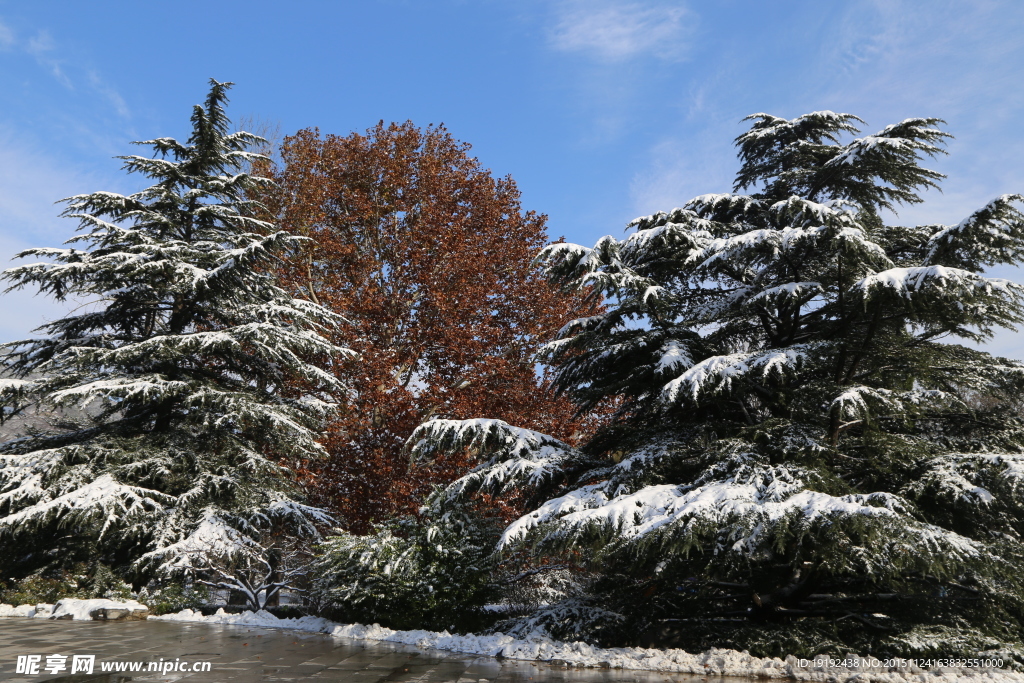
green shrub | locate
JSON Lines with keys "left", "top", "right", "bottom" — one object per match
{"left": 0, "top": 567, "right": 89, "bottom": 605}
{"left": 0, "top": 563, "right": 145, "bottom": 606}
{"left": 88, "top": 564, "right": 135, "bottom": 601}
{"left": 138, "top": 581, "right": 208, "bottom": 615}
{"left": 312, "top": 506, "right": 500, "bottom": 632}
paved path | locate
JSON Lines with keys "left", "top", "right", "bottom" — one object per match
{"left": 0, "top": 619, "right": 736, "bottom": 682}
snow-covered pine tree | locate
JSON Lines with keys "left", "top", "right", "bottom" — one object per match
{"left": 0, "top": 80, "right": 349, "bottom": 588}
{"left": 410, "top": 113, "right": 1024, "bottom": 658}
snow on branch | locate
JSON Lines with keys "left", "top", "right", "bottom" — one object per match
{"left": 0, "top": 473, "right": 169, "bottom": 538}
{"left": 661, "top": 345, "right": 813, "bottom": 405}
{"left": 745, "top": 281, "right": 824, "bottom": 307}
{"left": 144, "top": 511, "right": 263, "bottom": 570}
{"left": 0, "top": 378, "right": 35, "bottom": 401}
{"left": 828, "top": 132, "right": 938, "bottom": 167}
{"left": 535, "top": 242, "right": 604, "bottom": 287}
{"left": 925, "top": 193, "right": 1024, "bottom": 269}
{"left": 855, "top": 265, "right": 1021, "bottom": 304}
{"left": 143, "top": 511, "right": 308, "bottom": 611}
{"left": 409, "top": 418, "right": 570, "bottom": 463}
{"left": 619, "top": 212, "right": 714, "bottom": 262}
{"left": 410, "top": 419, "right": 580, "bottom": 504}
{"left": 498, "top": 464, "right": 984, "bottom": 577}
{"left": 653, "top": 340, "right": 696, "bottom": 377}
{"left": 830, "top": 386, "right": 898, "bottom": 422}
{"left": 47, "top": 377, "right": 191, "bottom": 411}
{"left": 768, "top": 195, "right": 857, "bottom": 227}
{"left": 684, "top": 193, "right": 765, "bottom": 221}
{"left": 911, "top": 453, "right": 1024, "bottom": 509}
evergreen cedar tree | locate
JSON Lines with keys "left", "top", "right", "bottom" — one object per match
{"left": 0, "top": 81, "right": 344, "bottom": 589}
{"left": 253, "top": 123, "right": 604, "bottom": 533}
{"left": 404, "top": 113, "right": 1024, "bottom": 658}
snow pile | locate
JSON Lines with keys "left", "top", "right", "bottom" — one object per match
{"left": 150, "top": 608, "right": 1024, "bottom": 681}
{"left": 0, "top": 603, "right": 53, "bottom": 618}
{"left": 152, "top": 607, "right": 334, "bottom": 633}
{"left": 331, "top": 623, "right": 793, "bottom": 677}
{"left": 1, "top": 599, "right": 149, "bottom": 620}
{"left": 50, "top": 598, "right": 148, "bottom": 620}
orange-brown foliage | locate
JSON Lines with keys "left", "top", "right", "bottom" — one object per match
{"left": 258, "top": 122, "right": 602, "bottom": 533}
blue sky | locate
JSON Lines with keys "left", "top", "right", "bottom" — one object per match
{"left": 1, "top": 0, "right": 1023, "bottom": 355}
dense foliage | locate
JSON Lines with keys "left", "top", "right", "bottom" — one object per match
{"left": 254, "top": 123, "right": 603, "bottom": 532}
{"left": 0, "top": 81, "right": 345, "bottom": 590}
{"left": 311, "top": 500, "right": 502, "bottom": 631}
{"left": 406, "top": 112, "right": 1024, "bottom": 659}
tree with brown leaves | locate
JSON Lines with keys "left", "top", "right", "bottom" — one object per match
{"left": 257, "top": 122, "right": 602, "bottom": 533}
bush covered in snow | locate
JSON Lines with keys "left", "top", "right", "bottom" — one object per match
{"left": 137, "top": 580, "right": 207, "bottom": 616}
{"left": 404, "top": 112, "right": 1024, "bottom": 660}
{"left": 312, "top": 501, "right": 503, "bottom": 632}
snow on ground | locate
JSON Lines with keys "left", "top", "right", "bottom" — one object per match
{"left": 154, "top": 607, "right": 335, "bottom": 633}
{"left": 0, "top": 599, "right": 147, "bottom": 620}
{"left": 0, "top": 603, "right": 52, "bottom": 618}
{"left": 50, "top": 598, "right": 148, "bottom": 620}
{"left": 151, "top": 608, "right": 1024, "bottom": 682}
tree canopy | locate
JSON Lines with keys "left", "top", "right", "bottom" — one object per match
{"left": 256, "top": 122, "right": 603, "bottom": 532}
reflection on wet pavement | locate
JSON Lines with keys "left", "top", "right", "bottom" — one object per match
{"left": 0, "top": 619, "right": 741, "bottom": 682}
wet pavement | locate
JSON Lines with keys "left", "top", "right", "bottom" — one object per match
{"left": 0, "top": 619, "right": 740, "bottom": 682}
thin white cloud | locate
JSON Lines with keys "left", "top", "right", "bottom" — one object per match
{"left": 809, "top": 0, "right": 1024, "bottom": 227}
{"left": 0, "top": 19, "right": 15, "bottom": 51}
{"left": 24, "top": 28, "right": 52, "bottom": 55}
{"left": 627, "top": 0, "right": 1024, "bottom": 219}
{"left": 0, "top": 132, "right": 80, "bottom": 238}
{"left": 538, "top": 0, "right": 696, "bottom": 147}
{"left": 818, "top": 0, "right": 1024, "bottom": 118}
{"left": 827, "top": 1, "right": 907, "bottom": 75}
{"left": 549, "top": 0, "right": 691, "bottom": 62}
{"left": 11, "top": 26, "right": 130, "bottom": 120}
{"left": 629, "top": 132, "right": 734, "bottom": 216}
{"left": 87, "top": 71, "right": 130, "bottom": 119}
{"left": 0, "top": 125, "right": 127, "bottom": 343}
{"left": 0, "top": 233, "right": 76, "bottom": 344}
{"left": 25, "top": 29, "right": 72, "bottom": 88}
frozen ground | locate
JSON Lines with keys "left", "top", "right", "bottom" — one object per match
{"left": 152, "top": 607, "right": 1024, "bottom": 682}
{"left": 0, "top": 617, "right": 690, "bottom": 683}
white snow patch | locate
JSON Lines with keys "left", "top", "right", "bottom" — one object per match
{"left": 0, "top": 603, "right": 53, "bottom": 618}
{"left": 50, "top": 598, "right": 148, "bottom": 620}
{"left": 654, "top": 340, "right": 694, "bottom": 375}
{"left": 151, "top": 607, "right": 334, "bottom": 633}
{"left": 3, "top": 600, "right": 149, "bottom": 620}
